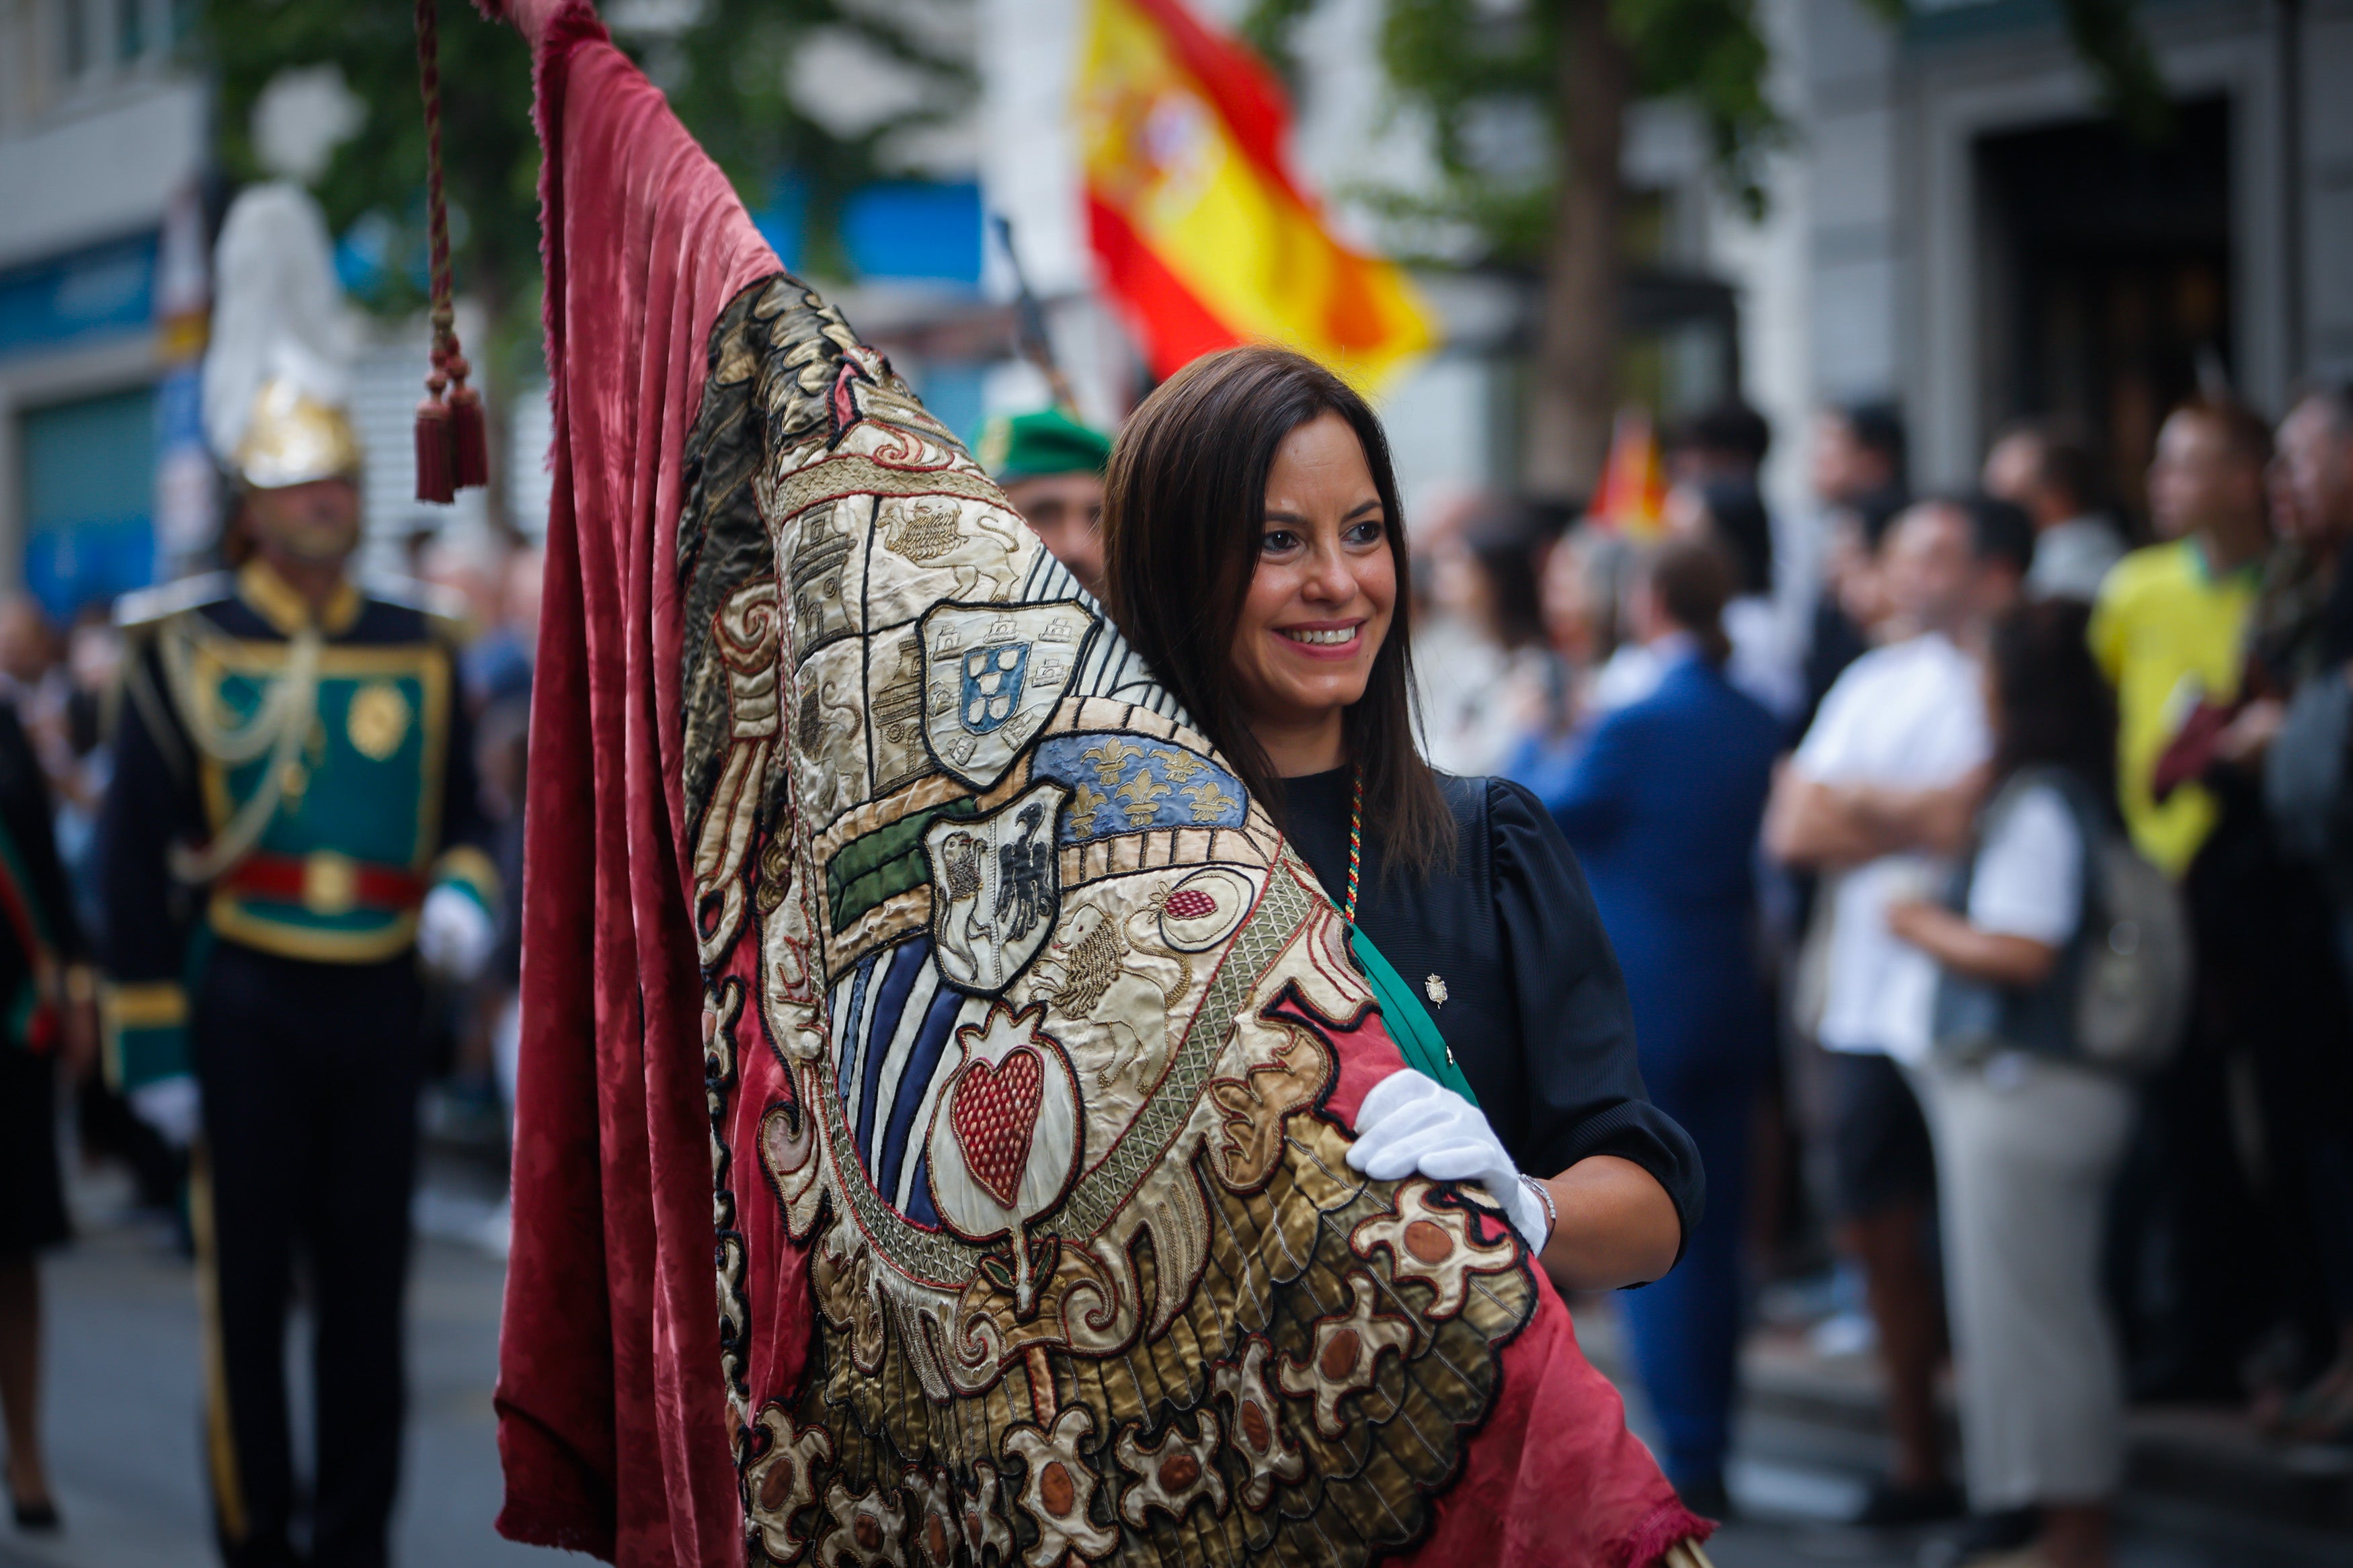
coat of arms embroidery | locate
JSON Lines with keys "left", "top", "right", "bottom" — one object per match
{"left": 922, "top": 779, "right": 1070, "bottom": 994}
{"left": 960, "top": 642, "right": 1030, "bottom": 733}
{"left": 918, "top": 601, "right": 1088, "bottom": 788}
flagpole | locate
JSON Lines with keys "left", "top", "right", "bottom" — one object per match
{"left": 992, "top": 216, "right": 1081, "bottom": 416}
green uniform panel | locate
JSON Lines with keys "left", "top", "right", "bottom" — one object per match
{"left": 198, "top": 643, "right": 452, "bottom": 960}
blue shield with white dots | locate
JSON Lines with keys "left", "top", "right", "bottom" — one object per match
{"left": 960, "top": 643, "right": 1031, "bottom": 733}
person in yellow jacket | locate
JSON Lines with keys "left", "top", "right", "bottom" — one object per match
{"left": 2089, "top": 397, "right": 2273, "bottom": 877}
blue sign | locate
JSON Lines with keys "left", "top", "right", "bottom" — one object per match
{"left": 0, "top": 233, "right": 158, "bottom": 362}
{"left": 842, "top": 181, "right": 982, "bottom": 285}
{"left": 20, "top": 387, "right": 158, "bottom": 622}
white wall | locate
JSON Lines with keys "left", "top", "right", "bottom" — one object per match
{"left": 0, "top": 79, "right": 204, "bottom": 270}
{"left": 0, "top": 0, "right": 206, "bottom": 575}
{"left": 1751, "top": 0, "right": 2340, "bottom": 492}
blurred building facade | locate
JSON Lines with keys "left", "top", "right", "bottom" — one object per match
{"left": 983, "top": 0, "right": 2353, "bottom": 542}
{"left": 1735, "top": 0, "right": 2350, "bottom": 518}
{"left": 0, "top": 0, "right": 206, "bottom": 623}
{"left": 977, "top": 0, "right": 1765, "bottom": 517}
{"left": 0, "top": 0, "right": 1029, "bottom": 606}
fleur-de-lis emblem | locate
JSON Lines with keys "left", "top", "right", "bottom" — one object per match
{"left": 1183, "top": 779, "right": 1235, "bottom": 823}
{"left": 1069, "top": 782, "right": 1112, "bottom": 836}
{"left": 1082, "top": 737, "right": 1145, "bottom": 786}
{"left": 1114, "top": 770, "right": 1170, "bottom": 827}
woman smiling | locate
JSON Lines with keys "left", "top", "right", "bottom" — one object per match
{"left": 1101, "top": 345, "right": 1701, "bottom": 1301}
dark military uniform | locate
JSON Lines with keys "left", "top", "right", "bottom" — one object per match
{"left": 97, "top": 558, "right": 493, "bottom": 1568}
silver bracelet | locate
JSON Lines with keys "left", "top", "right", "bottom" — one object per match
{"left": 1519, "top": 1173, "right": 1557, "bottom": 1247}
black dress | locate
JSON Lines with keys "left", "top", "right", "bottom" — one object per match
{"left": 0, "top": 702, "right": 81, "bottom": 1255}
{"left": 1278, "top": 767, "right": 1704, "bottom": 1250}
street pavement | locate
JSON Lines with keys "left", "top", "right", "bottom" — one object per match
{"left": 0, "top": 1158, "right": 536, "bottom": 1568}
{"left": 2, "top": 1157, "right": 2346, "bottom": 1567}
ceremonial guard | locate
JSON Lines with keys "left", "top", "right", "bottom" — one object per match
{"left": 96, "top": 184, "right": 496, "bottom": 1568}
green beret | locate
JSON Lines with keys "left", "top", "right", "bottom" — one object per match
{"left": 979, "top": 408, "right": 1113, "bottom": 482}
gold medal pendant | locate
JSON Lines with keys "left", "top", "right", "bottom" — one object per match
{"left": 347, "top": 681, "right": 412, "bottom": 761}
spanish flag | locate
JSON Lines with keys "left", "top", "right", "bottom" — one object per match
{"left": 1074, "top": 0, "right": 1436, "bottom": 390}
{"left": 1590, "top": 406, "right": 1668, "bottom": 536}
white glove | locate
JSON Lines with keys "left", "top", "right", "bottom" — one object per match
{"left": 130, "top": 1074, "right": 202, "bottom": 1151}
{"left": 1345, "top": 1070, "right": 1552, "bottom": 1250}
{"left": 417, "top": 886, "right": 497, "bottom": 983}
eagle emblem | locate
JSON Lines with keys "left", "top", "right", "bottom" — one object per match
{"left": 921, "top": 780, "right": 1070, "bottom": 995}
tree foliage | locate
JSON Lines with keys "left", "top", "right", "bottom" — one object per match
{"left": 1354, "top": 0, "right": 1778, "bottom": 264}
{"left": 664, "top": 0, "right": 975, "bottom": 278}
{"left": 201, "top": 0, "right": 543, "bottom": 370}
{"left": 197, "top": 0, "right": 973, "bottom": 372}
{"left": 1360, "top": 0, "right": 2167, "bottom": 267}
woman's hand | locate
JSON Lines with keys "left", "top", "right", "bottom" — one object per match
{"left": 1884, "top": 897, "right": 1940, "bottom": 946}
{"left": 2216, "top": 696, "right": 2286, "bottom": 766}
{"left": 1347, "top": 1072, "right": 1550, "bottom": 1247}
{"left": 1346, "top": 1071, "right": 1684, "bottom": 1292}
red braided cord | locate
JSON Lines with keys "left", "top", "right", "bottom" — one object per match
{"left": 412, "top": 0, "right": 485, "bottom": 498}
{"left": 417, "top": 0, "right": 454, "bottom": 369}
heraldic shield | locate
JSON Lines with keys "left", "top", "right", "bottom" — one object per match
{"left": 678, "top": 274, "right": 1542, "bottom": 1568}
{"left": 666, "top": 265, "right": 1699, "bottom": 1568}
{"left": 920, "top": 602, "right": 1087, "bottom": 789}
{"left": 922, "top": 780, "right": 1070, "bottom": 994}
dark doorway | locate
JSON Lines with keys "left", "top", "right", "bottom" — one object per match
{"left": 1975, "top": 97, "right": 2233, "bottom": 529}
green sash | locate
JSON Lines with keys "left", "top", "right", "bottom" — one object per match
{"left": 1348, "top": 925, "right": 1479, "bottom": 1106}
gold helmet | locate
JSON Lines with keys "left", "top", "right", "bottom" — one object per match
{"left": 233, "top": 376, "right": 362, "bottom": 491}
{"left": 204, "top": 184, "right": 364, "bottom": 493}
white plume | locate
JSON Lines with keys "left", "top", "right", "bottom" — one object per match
{"left": 202, "top": 183, "right": 360, "bottom": 464}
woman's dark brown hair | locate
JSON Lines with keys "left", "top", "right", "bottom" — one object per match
{"left": 1099, "top": 344, "right": 1453, "bottom": 874}
{"left": 1642, "top": 537, "right": 1734, "bottom": 667}
{"left": 1987, "top": 597, "right": 2117, "bottom": 806}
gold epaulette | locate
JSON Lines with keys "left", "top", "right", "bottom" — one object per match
{"left": 114, "top": 572, "right": 235, "bottom": 637}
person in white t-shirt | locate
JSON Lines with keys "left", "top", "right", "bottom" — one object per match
{"left": 1765, "top": 495, "right": 2030, "bottom": 1525}
{"left": 1884, "top": 598, "right": 2131, "bottom": 1568}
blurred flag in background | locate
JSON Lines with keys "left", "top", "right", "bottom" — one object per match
{"left": 1590, "top": 407, "right": 1668, "bottom": 536}
{"left": 1074, "top": 0, "right": 1435, "bottom": 392}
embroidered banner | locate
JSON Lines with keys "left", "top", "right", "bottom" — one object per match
{"left": 678, "top": 276, "right": 1534, "bottom": 1566}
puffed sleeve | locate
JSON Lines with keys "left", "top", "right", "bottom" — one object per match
{"left": 1489, "top": 778, "right": 1705, "bottom": 1253}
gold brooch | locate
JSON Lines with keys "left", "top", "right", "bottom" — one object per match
{"left": 1424, "top": 973, "right": 1448, "bottom": 1008}
{"left": 347, "top": 680, "right": 412, "bottom": 761}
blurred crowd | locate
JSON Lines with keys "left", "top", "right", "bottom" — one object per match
{"left": 824, "top": 390, "right": 2353, "bottom": 1563}
{"left": 1402, "top": 384, "right": 2353, "bottom": 1565}
{"left": 6, "top": 384, "right": 2353, "bottom": 1568}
